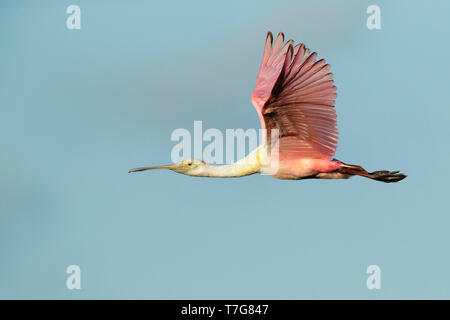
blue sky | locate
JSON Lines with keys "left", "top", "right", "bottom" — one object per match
{"left": 0, "top": 0, "right": 449, "bottom": 298}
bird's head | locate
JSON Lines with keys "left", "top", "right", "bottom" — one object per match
{"left": 128, "top": 158, "right": 206, "bottom": 176}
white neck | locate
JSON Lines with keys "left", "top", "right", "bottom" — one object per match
{"left": 189, "top": 147, "right": 265, "bottom": 178}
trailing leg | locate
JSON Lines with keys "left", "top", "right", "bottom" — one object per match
{"left": 339, "top": 163, "right": 406, "bottom": 183}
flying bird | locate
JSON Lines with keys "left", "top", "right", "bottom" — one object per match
{"left": 129, "top": 32, "right": 406, "bottom": 183}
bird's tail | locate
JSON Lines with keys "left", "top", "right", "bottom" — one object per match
{"left": 338, "top": 163, "right": 406, "bottom": 183}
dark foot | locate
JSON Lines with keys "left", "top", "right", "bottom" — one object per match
{"left": 370, "top": 170, "right": 407, "bottom": 183}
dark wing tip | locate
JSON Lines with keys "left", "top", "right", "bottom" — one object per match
{"left": 266, "top": 31, "right": 273, "bottom": 43}
{"left": 288, "top": 43, "right": 294, "bottom": 55}
{"left": 315, "top": 58, "right": 326, "bottom": 64}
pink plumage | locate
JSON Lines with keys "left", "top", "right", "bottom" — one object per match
{"left": 252, "top": 32, "right": 338, "bottom": 161}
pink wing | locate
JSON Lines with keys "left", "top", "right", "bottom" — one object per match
{"left": 251, "top": 32, "right": 338, "bottom": 160}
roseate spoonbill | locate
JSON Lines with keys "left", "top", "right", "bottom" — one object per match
{"left": 129, "top": 32, "right": 406, "bottom": 183}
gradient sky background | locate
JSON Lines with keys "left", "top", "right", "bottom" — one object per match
{"left": 1, "top": 0, "right": 449, "bottom": 299}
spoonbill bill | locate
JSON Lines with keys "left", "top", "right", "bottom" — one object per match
{"left": 129, "top": 32, "right": 406, "bottom": 183}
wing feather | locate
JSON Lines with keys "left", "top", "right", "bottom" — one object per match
{"left": 251, "top": 32, "right": 338, "bottom": 159}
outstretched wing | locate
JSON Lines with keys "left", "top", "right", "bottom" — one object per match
{"left": 251, "top": 31, "right": 338, "bottom": 160}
